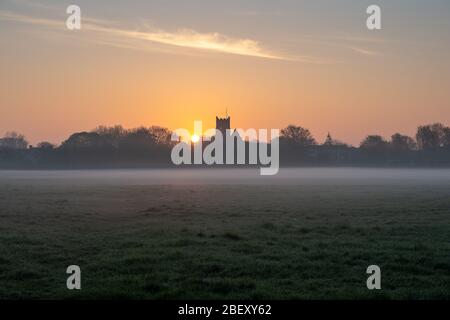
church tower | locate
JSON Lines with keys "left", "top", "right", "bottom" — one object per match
{"left": 216, "top": 115, "right": 230, "bottom": 136}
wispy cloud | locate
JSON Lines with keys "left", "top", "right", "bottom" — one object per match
{"left": 0, "top": 11, "right": 62, "bottom": 28}
{"left": 349, "top": 46, "right": 381, "bottom": 56}
{"left": 321, "top": 34, "right": 390, "bottom": 44}
{"left": 117, "top": 28, "right": 285, "bottom": 60}
{"left": 232, "top": 10, "right": 287, "bottom": 17}
{"left": 289, "top": 34, "right": 384, "bottom": 58}
{"left": 0, "top": 10, "right": 293, "bottom": 61}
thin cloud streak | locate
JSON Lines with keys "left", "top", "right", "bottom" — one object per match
{"left": 0, "top": 11, "right": 63, "bottom": 28}
{"left": 0, "top": 10, "right": 295, "bottom": 61}
{"left": 288, "top": 35, "right": 383, "bottom": 58}
{"left": 115, "top": 28, "right": 285, "bottom": 60}
{"left": 349, "top": 46, "right": 381, "bottom": 56}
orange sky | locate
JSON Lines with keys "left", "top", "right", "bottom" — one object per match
{"left": 1, "top": 0, "right": 450, "bottom": 146}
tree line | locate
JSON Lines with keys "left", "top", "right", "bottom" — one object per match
{"left": 278, "top": 123, "right": 450, "bottom": 166}
{"left": 279, "top": 123, "right": 450, "bottom": 151}
{"left": 1, "top": 123, "right": 450, "bottom": 168}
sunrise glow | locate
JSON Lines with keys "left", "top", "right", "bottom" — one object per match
{"left": 191, "top": 134, "right": 200, "bottom": 143}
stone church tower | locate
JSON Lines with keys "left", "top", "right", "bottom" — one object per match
{"left": 216, "top": 116, "right": 230, "bottom": 136}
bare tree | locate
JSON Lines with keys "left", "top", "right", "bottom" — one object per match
{"left": 416, "top": 123, "right": 445, "bottom": 150}
{"left": 148, "top": 126, "right": 172, "bottom": 145}
{"left": 281, "top": 125, "right": 316, "bottom": 146}
{"left": 323, "top": 133, "right": 348, "bottom": 147}
{"left": 93, "top": 125, "right": 126, "bottom": 138}
{"left": 37, "top": 141, "right": 56, "bottom": 150}
{"left": 360, "top": 135, "right": 389, "bottom": 150}
{"left": 442, "top": 127, "right": 450, "bottom": 148}
{"left": 0, "top": 132, "right": 28, "bottom": 149}
{"left": 391, "top": 133, "right": 417, "bottom": 151}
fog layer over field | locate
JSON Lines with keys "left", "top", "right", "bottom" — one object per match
{"left": 0, "top": 168, "right": 449, "bottom": 299}
{"left": 1, "top": 168, "right": 450, "bottom": 186}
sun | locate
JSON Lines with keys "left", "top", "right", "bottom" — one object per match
{"left": 191, "top": 134, "right": 200, "bottom": 143}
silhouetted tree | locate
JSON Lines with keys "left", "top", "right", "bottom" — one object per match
{"left": 121, "top": 127, "right": 157, "bottom": 149}
{"left": 148, "top": 126, "right": 172, "bottom": 146}
{"left": 360, "top": 135, "right": 389, "bottom": 150}
{"left": 93, "top": 125, "right": 126, "bottom": 147}
{"left": 37, "top": 142, "right": 56, "bottom": 150}
{"left": 0, "top": 132, "right": 28, "bottom": 149}
{"left": 281, "top": 125, "right": 316, "bottom": 146}
{"left": 323, "top": 133, "right": 333, "bottom": 146}
{"left": 323, "top": 133, "right": 348, "bottom": 147}
{"left": 94, "top": 125, "right": 126, "bottom": 137}
{"left": 442, "top": 127, "right": 450, "bottom": 148}
{"left": 61, "top": 132, "right": 104, "bottom": 149}
{"left": 391, "top": 133, "right": 417, "bottom": 151}
{"left": 4, "top": 122, "right": 450, "bottom": 169}
{"left": 416, "top": 123, "right": 445, "bottom": 150}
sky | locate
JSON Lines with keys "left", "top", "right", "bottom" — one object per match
{"left": 1, "top": 0, "right": 450, "bottom": 146}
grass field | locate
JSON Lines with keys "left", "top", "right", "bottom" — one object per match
{"left": 0, "top": 169, "right": 449, "bottom": 299}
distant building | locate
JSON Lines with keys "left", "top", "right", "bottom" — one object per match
{"left": 216, "top": 116, "right": 230, "bottom": 136}
{"left": 323, "top": 133, "right": 333, "bottom": 146}
{"left": 215, "top": 114, "right": 238, "bottom": 164}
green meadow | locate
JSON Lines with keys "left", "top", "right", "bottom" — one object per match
{"left": 0, "top": 169, "right": 449, "bottom": 299}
